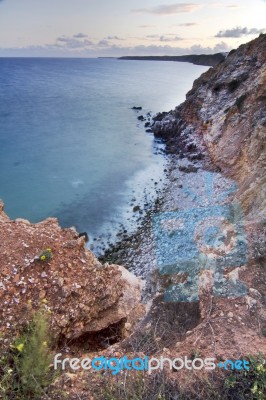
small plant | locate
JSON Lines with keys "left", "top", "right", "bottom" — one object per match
{"left": 250, "top": 354, "right": 266, "bottom": 400}
{"left": 261, "top": 327, "right": 266, "bottom": 337}
{"left": 224, "top": 106, "right": 231, "bottom": 114}
{"left": 39, "top": 248, "right": 53, "bottom": 262}
{"left": 93, "top": 370, "right": 177, "bottom": 400}
{"left": 235, "top": 94, "right": 247, "bottom": 110}
{"left": 223, "top": 353, "right": 266, "bottom": 400}
{"left": 93, "top": 369, "right": 221, "bottom": 400}
{"left": 190, "top": 348, "right": 202, "bottom": 360}
{"left": 0, "top": 311, "right": 55, "bottom": 399}
{"left": 228, "top": 79, "right": 240, "bottom": 92}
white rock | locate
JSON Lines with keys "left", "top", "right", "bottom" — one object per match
{"left": 249, "top": 288, "right": 262, "bottom": 299}
{"left": 15, "top": 218, "right": 30, "bottom": 225}
{"left": 245, "top": 295, "right": 257, "bottom": 309}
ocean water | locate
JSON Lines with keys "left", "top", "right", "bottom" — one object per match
{"left": 0, "top": 57, "right": 208, "bottom": 254}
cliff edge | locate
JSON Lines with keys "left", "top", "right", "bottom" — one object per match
{"left": 0, "top": 201, "right": 144, "bottom": 351}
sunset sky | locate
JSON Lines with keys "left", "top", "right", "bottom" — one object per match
{"left": 0, "top": 0, "right": 265, "bottom": 57}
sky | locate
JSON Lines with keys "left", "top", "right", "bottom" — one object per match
{"left": 0, "top": 0, "right": 265, "bottom": 57}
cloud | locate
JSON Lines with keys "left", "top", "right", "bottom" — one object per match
{"left": 215, "top": 26, "right": 265, "bottom": 38}
{"left": 105, "top": 36, "right": 124, "bottom": 40}
{"left": 190, "top": 41, "right": 230, "bottom": 53}
{"left": 103, "top": 43, "right": 228, "bottom": 57}
{"left": 133, "top": 3, "right": 200, "bottom": 15}
{"left": 139, "top": 25, "right": 156, "bottom": 28}
{"left": 73, "top": 33, "right": 88, "bottom": 39}
{"left": 56, "top": 35, "right": 94, "bottom": 48}
{"left": 211, "top": 2, "right": 242, "bottom": 9}
{"left": 147, "top": 34, "right": 183, "bottom": 42}
{"left": 225, "top": 4, "right": 241, "bottom": 8}
{"left": 160, "top": 35, "right": 183, "bottom": 42}
{"left": 0, "top": 31, "right": 231, "bottom": 58}
{"left": 178, "top": 22, "right": 198, "bottom": 26}
{"left": 98, "top": 39, "right": 110, "bottom": 47}
{"left": 128, "top": 41, "right": 230, "bottom": 55}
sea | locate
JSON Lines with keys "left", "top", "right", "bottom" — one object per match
{"left": 0, "top": 57, "right": 208, "bottom": 255}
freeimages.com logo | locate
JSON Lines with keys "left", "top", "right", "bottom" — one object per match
{"left": 153, "top": 172, "right": 248, "bottom": 302}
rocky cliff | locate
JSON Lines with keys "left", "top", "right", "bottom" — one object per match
{"left": 145, "top": 33, "right": 266, "bottom": 380}
{"left": 0, "top": 201, "right": 144, "bottom": 351}
{"left": 153, "top": 34, "right": 266, "bottom": 223}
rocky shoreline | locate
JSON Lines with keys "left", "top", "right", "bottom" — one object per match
{"left": 100, "top": 32, "right": 266, "bottom": 363}
{"left": 99, "top": 142, "right": 235, "bottom": 302}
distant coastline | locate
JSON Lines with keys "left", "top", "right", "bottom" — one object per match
{"left": 117, "top": 52, "right": 226, "bottom": 67}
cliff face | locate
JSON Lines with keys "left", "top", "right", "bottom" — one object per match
{"left": 0, "top": 201, "right": 144, "bottom": 350}
{"left": 153, "top": 34, "right": 266, "bottom": 222}
{"left": 143, "top": 35, "right": 266, "bottom": 380}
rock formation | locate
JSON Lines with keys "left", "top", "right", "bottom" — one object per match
{"left": 148, "top": 33, "right": 266, "bottom": 362}
{"left": 152, "top": 34, "right": 266, "bottom": 223}
{"left": 0, "top": 201, "right": 144, "bottom": 351}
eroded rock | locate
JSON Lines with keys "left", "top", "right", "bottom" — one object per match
{"left": 0, "top": 203, "right": 144, "bottom": 349}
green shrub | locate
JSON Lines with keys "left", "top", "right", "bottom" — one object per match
{"left": 228, "top": 79, "right": 240, "bottom": 92}
{"left": 92, "top": 370, "right": 221, "bottom": 400}
{"left": 228, "top": 49, "right": 236, "bottom": 56}
{"left": 222, "top": 353, "right": 266, "bottom": 400}
{"left": 39, "top": 248, "right": 53, "bottom": 262}
{"left": 235, "top": 94, "right": 247, "bottom": 110}
{"left": 93, "top": 370, "right": 180, "bottom": 400}
{"left": 224, "top": 106, "right": 231, "bottom": 114}
{"left": 0, "top": 311, "right": 55, "bottom": 399}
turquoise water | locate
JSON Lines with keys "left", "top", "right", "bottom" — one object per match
{"left": 0, "top": 58, "right": 208, "bottom": 253}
